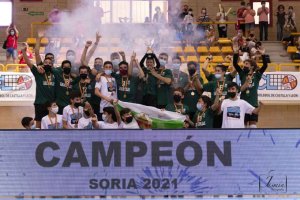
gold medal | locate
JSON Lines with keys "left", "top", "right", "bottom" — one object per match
{"left": 123, "top": 93, "right": 127, "bottom": 98}
{"left": 191, "top": 91, "right": 195, "bottom": 96}
{"left": 66, "top": 91, "right": 69, "bottom": 96}
{"left": 246, "top": 89, "right": 250, "bottom": 95}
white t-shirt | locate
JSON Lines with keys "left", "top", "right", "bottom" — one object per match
{"left": 217, "top": 12, "right": 226, "bottom": 27}
{"left": 221, "top": 98, "right": 255, "bottom": 128}
{"left": 62, "top": 105, "right": 84, "bottom": 129}
{"left": 95, "top": 76, "right": 117, "bottom": 113}
{"left": 78, "top": 117, "right": 93, "bottom": 129}
{"left": 184, "top": 15, "right": 194, "bottom": 24}
{"left": 41, "top": 114, "right": 63, "bottom": 129}
{"left": 96, "top": 121, "right": 119, "bottom": 129}
{"left": 119, "top": 118, "right": 140, "bottom": 129}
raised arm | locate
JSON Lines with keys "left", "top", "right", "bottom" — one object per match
{"left": 139, "top": 53, "right": 148, "bottom": 69}
{"left": 233, "top": 50, "right": 243, "bottom": 74}
{"left": 113, "top": 100, "right": 122, "bottom": 126}
{"left": 211, "top": 88, "right": 222, "bottom": 111}
{"left": 85, "top": 32, "right": 101, "bottom": 64}
{"left": 81, "top": 41, "right": 92, "bottom": 66}
{"left": 21, "top": 43, "right": 34, "bottom": 68}
{"left": 136, "top": 59, "right": 145, "bottom": 79}
{"left": 35, "top": 31, "right": 44, "bottom": 65}
{"left": 128, "top": 52, "right": 136, "bottom": 77}
{"left": 259, "top": 48, "right": 268, "bottom": 74}
{"left": 202, "top": 55, "right": 213, "bottom": 79}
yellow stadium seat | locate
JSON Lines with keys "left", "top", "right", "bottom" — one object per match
{"left": 197, "top": 46, "right": 209, "bottom": 54}
{"left": 199, "top": 56, "right": 207, "bottom": 63}
{"left": 287, "top": 46, "right": 297, "bottom": 53}
{"left": 293, "top": 60, "right": 300, "bottom": 63}
{"left": 184, "top": 46, "right": 196, "bottom": 54}
{"left": 186, "top": 56, "right": 198, "bottom": 62}
{"left": 212, "top": 56, "right": 224, "bottom": 63}
{"left": 172, "top": 46, "right": 183, "bottom": 54}
{"left": 209, "top": 46, "right": 221, "bottom": 54}
{"left": 41, "top": 38, "right": 49, "bottom": 46}
{"left": 221, "top": 46, "right": 233, "bottom": 54}
{"left": 179, "top": 56, "right": 186, "bottom": 63}
{"left": 218, "top": 38, "right": 232, "bottom": 45}
{"left": 26, "top": 38, "right": 36, "bottom": 46}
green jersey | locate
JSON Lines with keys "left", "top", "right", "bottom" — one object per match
{"left": 193, "top": 108, "right": 214, "bottom": 128}
{"left": 165, "top": 103, "right": 190, "bottom": 115}
{"left": 31, "top": 66, "right": 57, "bottom": 105}
{"left": 207, "top": 73, "right": 234, "bottom": 82}
{"left": 157, "top": 69, "right": 173, "bottom": 106}
{"left": 54, "top": 67, "right": 75, "bottom": 107}
{"left": 172, "top": 71, "right": 189, "bottom": 89}
{"left": 143, "top": 69, "right": 157, "bottom": 96}
{"left": 72, "top": 79, "right": 95, "bottom": 105}
{"left": 115, "top": 74, "right": 139, "bottom": 103}
{"left": 203, "top": 80, "right": 231, "bottom": 101}
{"left": 240, "top": 72, "right": 262, "bottom": 107}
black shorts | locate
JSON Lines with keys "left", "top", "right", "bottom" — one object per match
{"left": 245, "top": 113, "right": 258, "bottom": 123}
{"left": 34, "top": 104, "right": 48, "bottom": 121}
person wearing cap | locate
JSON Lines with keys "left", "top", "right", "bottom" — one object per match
{"left": 257, "top": 1, "right": 269, "bottom": 41}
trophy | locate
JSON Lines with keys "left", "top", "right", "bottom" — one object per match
{"left": 145, "top": 38, "right": 154, "bottom": 53}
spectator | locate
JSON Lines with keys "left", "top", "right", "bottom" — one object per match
{"left": 21, "top": 117, "right": 35, "bottom": 130}
{"left": 236, "top": 1, "right": 247, "bottom": 35}
{"left": 153, "top": 7, "right": 166, "bottom": 23}
{"left": 216, "top": 4, "right": 231, "bottom": 38}
{"left": 239, "top": 40, "right": 251, "bottom": 61}
{"left": 62, "top": 92, "right": 84, "bottom": 129}
{"left": 243, "top": 3, "right": 256, "bottom": 37}
{"left": 92, "top": 107, "right": 119, "bottom": 129}
{"left": 219, "top": 82, "right": 262, "bottom": 128}
{"left": 183, "top": 8, "right": 194, "bottom": 46}
{"left": 44, "top": 6, "right": 61, "bottom": 23}
{"left": 276, "top": 5, "right": 286, "bottom": 41}
{"left": 257, "top": 1, "right": 269, "bottom": 41}
{"left": 250, "top": 41, "right": 265, "bottom": 61}
{"left": 18, "top": 42, "right": 33, "bottom": 71}
{"left": 5, "top": 24, "right": 19, "bottom": 65}
{"left": 285, "top": 6, "right": 296, "bottom": 32}
{"left": 196, "top": 8, "right": 211, "bottom": 39}
{"left": 178, "top": 4, "right": 189, "bottom": 21}
{"left": 232, "top": 29, "right": 246, "bottom": 48}
{"left": 41, "top": 102, "right": 63, "bottom": 129}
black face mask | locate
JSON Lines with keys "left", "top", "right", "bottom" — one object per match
{"left": 74, "top": 102, "right": 81, "bottom": 108}
{"left": 125, "top": 116, "right": 133, "bottom": 123}
{"left": 243, "top": 68, "right": 250, "bottom": 73}
{"left": 188, "top": 68, "right": 196, "bottom": 76}
{"left": 173, "top": 94, "right": 181, "bottom": 103}
{"left": 44, "top": 65, "right": 52, "bottom": 73}
{"left": 227, "top": 92, "right": 236, "bottom": 98}
{"left": 63, "top": 67, "right": 71, "bottom": 75}
{"left": 84, "top": 110, "right": 90, "bottom": 117}
{"left": 80, "top": 73, "right": 88, "bottom": 80}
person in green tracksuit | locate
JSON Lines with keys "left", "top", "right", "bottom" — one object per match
{"left": 233, "top": 49, "right": 268, "bottom": 128}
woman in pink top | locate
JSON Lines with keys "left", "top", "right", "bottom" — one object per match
{"left": 243, "top": 3, "right": 256, "bottom": 36}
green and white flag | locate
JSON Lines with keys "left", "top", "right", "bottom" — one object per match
{"left": 118, "top": 101, "right": 185, "bottom": 129}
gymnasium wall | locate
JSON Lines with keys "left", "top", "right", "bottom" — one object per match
{"left": 1, "top": 0, "right": 300, "bottom": 41}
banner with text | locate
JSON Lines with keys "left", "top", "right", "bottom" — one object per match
{"left": 0, "top": 129, "right": 299, "bottom": 196}
{"left": 0, "top": 72, "right": 36, "bottom": 101}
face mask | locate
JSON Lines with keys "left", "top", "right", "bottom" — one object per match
{"left": 31, "top": 124, "right": 36, "bottom": 129}
{"left": 172, "top": 63, "right": 180, "bottom": 70}
{"left": 188, "top": 68, "right": 196, "bottom": 76}
{"left": 105, "top": 69, "right": 112, "bottom": 75}
{"left": 120, "top": 69, "right": 128, "bottom": 76}
{"left": 159, "top": 59, "right": 167, "bottom": 66}
{"left": 227, "top": 92, "right": 236, "bottom": 98}
{"left": 215, "top": 73, "right": 222, "bottom": 79}
{"left": 51, "top": 107, "right": 59, "bottom": 114}
{"left": 243, "top": 68, "right": 250, "bottom": 73}
{"left": 112, "top": 59, "right": 120, "bottom": 67}
{"left": 173, "top": 94, "right": 182, "bottom": 103}
{"left": 94, "top": 64, "right": 102, "bottom": 71}
{"left": 84, "top": 110, "right": 90, "bottom": 117}
{"left": 80, "top": 73, "right": 88, "bottom": 80}
{"left": 63, "top": 67, "right": 71, "bottom": 75}
{"left": 10, "top": 31, "right": 15, "bottom": 36}
{"left": 67, "top": 55, "right": 75, "bottom": 62}
{"left": 125, "top": 116, "right": 133, "bottom": 124}
{"left": 102, "top": 114, "right": 108, "bottom": 122}
{"left": 188, "top": 11, "right": 192, "bottom": 15}
{"left": 197, "top": 103, "right": 203, "bottom": 111}
{"left": 43, "top": 65, "right": 52, "bottom": 73}
{"left": 74, "top": 102, "right": 81, "bottom": 108}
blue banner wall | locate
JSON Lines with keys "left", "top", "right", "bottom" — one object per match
{"left": 0, "top": 129, "right": 299, "bottom": 196}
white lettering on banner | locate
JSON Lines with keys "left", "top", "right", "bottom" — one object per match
{"left": 0, "top": 72, "right": 36, "bottom": 102}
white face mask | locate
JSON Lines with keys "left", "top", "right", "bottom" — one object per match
{"left": 112, "top": 59, "right": 120, "bottom": 66}
{"left": 172, "top": 63, "right": 181, "bottom": 70}
{"left": 10, "top": 31, "right": 15, "bottom": 35}
{"left": 215, "top": 73, "right": 222, "bottom": 79}
{"left": 51, "top": 106, "right": 59, "bottom": 114}
{"left": 67, "top": 55, "right": 75, "bottom": 62}
{"left": 102, "top": 114, "right": 108, "bottom": 122}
